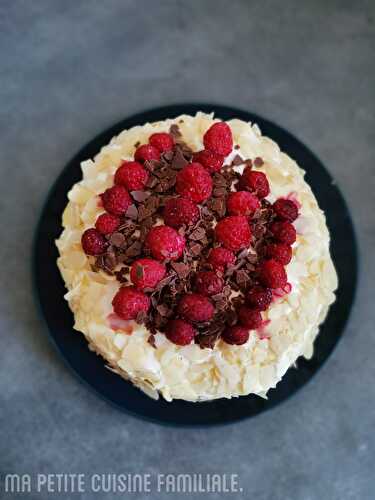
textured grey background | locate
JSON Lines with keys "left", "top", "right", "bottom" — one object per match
{"left": 0, "top": 1, "right": 374, "bottom": 499}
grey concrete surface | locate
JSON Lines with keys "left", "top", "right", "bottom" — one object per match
{"left": 0, "top": 1, "right": 374, "bottom": 499}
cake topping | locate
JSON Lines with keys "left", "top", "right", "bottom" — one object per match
{"left": 114, "top": 160, "right": 149, "bottom": 191}
{"left": 112, "top": 286, "right": 150, "bottom": 320}
{"left": 101, "top": 185, "right": 132, "bottom": 215}
{"left": 95, "top": 213, "right": 120, "bottom": 235}
{"left": 80, "top": 121, "right": 299, "bottom": 348}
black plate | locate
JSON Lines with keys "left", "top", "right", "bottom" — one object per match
{"left": 33, "top": 104, "right": 358, "bottom": 426}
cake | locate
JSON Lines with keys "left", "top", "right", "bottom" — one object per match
{"left": 56, "top": 112, "right": 337, "bottom": 402}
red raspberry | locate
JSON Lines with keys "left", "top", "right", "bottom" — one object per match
{"left": 207, "top": 247, "right": 236, "bottom": 272}
{"left": 193, "top": 149, "right": 224, "bottom": 173}
{"left": 203, "top": 122, "right": 233, "bottom": 156}
{"left": 114, "top": 160, "right": 149, "bottom": 191}
{"left": 112, "top": 286, "right": 150, "bottom": 320}
{"left": 145, "top": 225, "right": 185, "bottom": 261}
{"left": 215, "top": 216, "right": 251, "bottom": 251}
{"left": 246, "top": 285, "right": 273, "bottom": 311}
{"left": 265, "top": 243, "right": 292, "bottom": 265}
{"left": 81, "top": 228, "right": 106, "bottom": 255}
{"left": 130, "top": 258, "right": 166, "bottom": 290}
{"left": 101, "top": 185, "right": 132, "bottom": 216}
{"left": 195, "top": 271, "right": 224, "bottom": 296}
{"left": 222, "top": 325, "right": 249, "bottom": 345}
{"left": 226, "top": 191, "right": 260, "bottom": 216}
{"left": 165, "top": 319, "right": 196, "bottom": 346}
{"left": 238, "top": 306, "right": 262, "bottom": 329}
{"left": 177, "top": 293, "right": 215, "bottom": 322}
{"left": 269, "top": 221, "right": 296, "bottom": 245}
{"left": 163, "top": 197, "right": 199, "bottom": 228}
{"left": 95, "top": 213, "right": 120, "bottom": 235}
{"left": 273, "top": 198, "right": 298, "bottom": 222}
{"left": 258, "top": 259, "right": 287, "bottom": 289}
{"left": 176, "top": 162, "right": 213, "bottom": 203}
{"left": 149, "top": 132, "right": 174, "bottom": 152}
{"left": 239, "top": 167, "right": 270, "bottom": 199}
{"left": 134, "top": 144, "right": 160, "bottom": 163}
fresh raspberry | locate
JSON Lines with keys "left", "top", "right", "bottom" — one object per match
{"left": 134, "top": 144, "right": 160, "bottom": 163}
{"left": 95, "top": 213, "right": 120, "bottom": 235}
{"left": 101, "top": 185, "right": 132, "bottom": 216}
{"left": 149, "top": 132, "right": 174, "bottom": 152}
{"left": 258, "top": 259, "right": 287, "bottom": 289}
{"left": 215, "top": 216, "right": 251, "bottom": 251}
{"left": 81, "top": 228, "right": 106, "bottom": 255}
{"left": 239, "top": 167, "right": 270, "bottom": 199}
{"left": 114, "top": 160, "right": 149, "bottom": 191}
{"left": 265, "top": 243, "right": 292, "bottom": 265}
{"left": 207, "top": 247, "right": 236, "bottom": 272}
{"left": 112, "top": 286, "right": 150, "bottom": 320}
{"left": 246, "top": 285, "right": 273, "bottom": 311}
{"left": 177, "top": 293, "right": 215, "bottom": 322}
{"left": 145, "top": 225, "right": 185, "bottom": 261}
{"left": 222, "top": 325, "right": 249, "bottom": 345}
{"left": 130, "top": 258, "right": 166, "bottom": 290}
{"left": 193, "top": 149, "right": 224, "bottom": 173}
{"left": 273, "top": 198, "right": 298, "bottom": 222}
{"left": 226, "top": 191, "right": 260, "bottom": 216}
{"left": 163, "top": 197, "right": 199, "bottom": 228}
{"left": 165, "top": 319, "right": 196, "bottom": 346}
{"left": 238, "top": 306, "right": 263, "bottom": 329}
{"left": 195, "top": 271, "right": 224, "bottom": 296}
{"left": 269, "top": 221, "right": 296, "bottom": 245}
{"left": 203, "top": 122, "right": 233, "bottom": 156}
{"left": 176, "top": 162, "right": 213, "bottom": 203}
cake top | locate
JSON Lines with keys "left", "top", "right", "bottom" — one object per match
{"left": 79, "top": 120, "right": 299, "bottom": 349}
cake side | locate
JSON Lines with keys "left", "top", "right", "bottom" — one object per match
{"left": 56, "top": 113, "right": 337, "bottom": 401}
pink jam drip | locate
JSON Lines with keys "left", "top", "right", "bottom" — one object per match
{"left": 257, "top": 319, "right": 271, "bottom": 339}
{"left": 107, "top": 313, "right": 133, "bottom": 334}
{"left": 286, "top": 192, "right": 302, "bottom": 209}
{"left": 272, "top": 282, "right": 292, "bottom": 299}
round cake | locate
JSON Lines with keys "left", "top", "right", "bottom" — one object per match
{"left": 56, "top": 112, "right": 337, "bottom": 402}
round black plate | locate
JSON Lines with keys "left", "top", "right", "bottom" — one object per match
{"left": 33, "top": 104, "right": 358, "bottom": 426}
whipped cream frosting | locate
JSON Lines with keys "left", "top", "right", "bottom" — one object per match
{"left": 56, "top": 113, "right": 337, "bottom": 401}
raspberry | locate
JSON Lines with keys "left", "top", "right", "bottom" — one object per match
{"left": 134, "top": 144, "right": 160, "bottom": 163}
{"left": 215, "top": 216, "right": 251, "bottom": 251}
{"left": 265, "top": 243, "right": 292, "bottom": 265}
{"left": 269, "top": 221, "right": 296, "bottom": 245}
{"left": 149, "top": 132, "right": 174, "bottom": 152}
{"left": 112, "top": 286, "right": 150, "bottom": 320}
{"left": 114, "top": 160, "right": 149, "bottom": 191}
{"left": 258, "top": 259, "right": 287, "bottom": 289}
{"left": 145, "top": 225, "right": 185, "bottom": 261}
{"left": 246, "top": 285, "right": 273, "bottom": 311}
{"left": 130, "top": 258, "right": 166, "bottom": 290}
{"left": 163, "top": 197, "right": 199, "bottom": 228}
{"left": 273, "top": 198, "right": 298, "bottom": 222}
{"left": 203, "top": 122, "right": 233, "bottom": 156}
{"left": 165, "top": 319, "right": 196, "bottom": 346}
{"left": 207, "top": 247, "right": 236, "bottom": 272}
{"left": 195, "top": 271, "right": 224, "bottom": 296}
{"left": 226, "top": 191, "right": 260, "bottom": 216}
{"left": 101, "top": 185, "right": 132, "bottom": 216}
{"left": 81, "top": 228, "right": 106, "bottom": 255}
{"left": 238, "top": 306, "right": 262, "bottom": 329}
{"left": 222, "top": 325, "right": 249, "bottom": 345}
{"left": 177, "top": 293, "right": 215, "bottom": 322}
{"left": 95, "top": 213, "right": 120, "bottom": 235}
{"left": 176, "top": 162, "right": 213, "bottom": 203}
{"left": 193, "top": 149, "right": 224, "bottom": 173}
{"left": 239, "top": 167, "right": 270, "bottom": 199}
